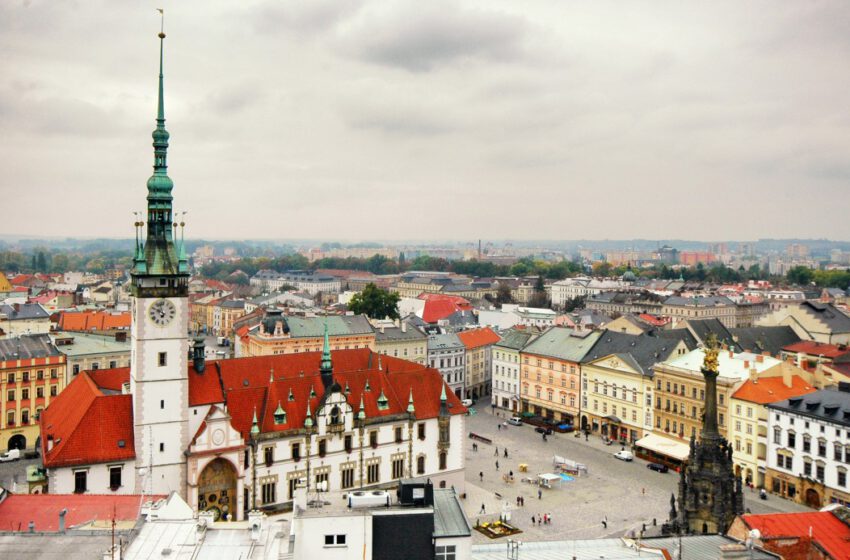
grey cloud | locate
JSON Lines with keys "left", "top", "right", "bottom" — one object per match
{"left": 339, "top": 4, "right": 528, "bottom": 72}
{"left": 248, "top": 0, "right": 364, "bottom": 37}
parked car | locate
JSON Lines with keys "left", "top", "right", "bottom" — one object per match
{"left": 0, "top": 449, "right": 21, "bottom": 463}
{"left": 614, "top": 450, "right": 634, "bottom": 461}
{"left": 507, "top": 416, "right": 523, "bottom": 426}
{"left": 535, "top": 426, "right": 554, "bottom": 435}
{"left": 647, "top": 462, "right": 669, "bottom": 473}
{"left": 461, "top": 399, "right": 474, "bottom": 407}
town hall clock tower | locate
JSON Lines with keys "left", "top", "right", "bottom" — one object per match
{"left": 129, "top": 26, "right": 191, "bottom": 498}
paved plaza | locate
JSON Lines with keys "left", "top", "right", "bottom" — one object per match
{"left": 461, "top": 404, "right": 811, "bottom": 543}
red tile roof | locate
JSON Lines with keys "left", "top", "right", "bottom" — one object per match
{"left": 731, "top": 376, "right": 817, "bottom": 405}
{"left": 83, "top": 365, "right": 223, "bottom": 407}
{"left": 40, "top": 373, "right": 135, "bottom": 468}
{"left": 87, "top": 367, "right": 130, "bottom": 392}
{"left": 42, "top": 349, "right": 460, "bottom": 466}
{"left": 742, "top": 511, "right": 850, "bottom": 560}
{"left": 58, "top": 310, "right": 131, "bottom": 331}
{"left": 418, "top": 293, "right": 473, "bottom": 323}
{"left": 0, "top": 493, "right": 163, "bottom": 532}
{"left": 783, "top": 341, "right": 850, "bottom": 360}
{"left": 457, "top": 327, "right": 501, "bottom": 350}
{"left": 217, "top": 349, "right": 465, "bottom": 439}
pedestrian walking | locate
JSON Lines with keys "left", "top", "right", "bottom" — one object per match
{"left": 509, "top": 470, "right": 514, "bottom": 479}
{"left": 531, "top": 515, "right": 536, "bottom": 526}
{"left": 537, "top": 488, "right": 542, "bottom": 500}
{"left": 585, "top": 432, "right": 589, "bottom": 441}
{"left": 496, "top": 460, "right": 500, "bottom": 470}
{"left": 479, "top": 471, "right": 484, "bottom": 482}
{"left": 498, "top": 424, "right": 502, "bottom": 431}
{"left": 547, "top": 513, "right": 552, "bottom": 525}
{"left": 601, "top": 519, "right": 607, "bottom": 529}
{"left": 480, "top": 503, "right": 486, "bottom": 514}
{"left": 504, "top": 448, "right": 508, "bottom": 458}
{"left": 521, "top": 496, "right": 525, "bottom": 506}
{"left": 516, "top": 496, "right": 521, "bottom": 507}
{"left": 495, "top": 447, "right": 499, "bottom": 456}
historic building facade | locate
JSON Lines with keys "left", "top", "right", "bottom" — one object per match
{"left": 38, "top": 30, "right": 465, "bottom": 522}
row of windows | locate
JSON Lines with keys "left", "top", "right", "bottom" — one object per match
{"left": 775, "top": 414, "right": 850, "bottom": 438}
{"left": 262, "top": 424, "right": 433, "bottom": 464}
{"left": 5, "top": 369, "right": 59, "bottom": 383}
{"left": 522, "top": 357, "right": 577, "bottom": 375}
{"left": 523, "top": 369, "right": 578, "bottom": 388}
{"left": 776, "top": 454, "right": 846, "bottom": 486}
{"left": 591, "top": 382, "right": 639, "bottom": 402}
{"left": 656, "top": 379, "right": 719, "bottom": 404}
{"left": 494, "top": 351, "right": 518, "bottom": 363}
{"left": 773, "top": 429, "right": 850, "bottom": 462}
{"left": 6, "top": 408, "right": 42, "bottom": 425}
{"left": 74, "top": 465, "right": 123, "bottom": 493}
{"left": 7, "top": 386, "right": 58, "bottom": 401}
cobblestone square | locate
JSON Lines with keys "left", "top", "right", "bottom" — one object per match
{"left": 461, "top": 405, "right": 811, "bottom": 543}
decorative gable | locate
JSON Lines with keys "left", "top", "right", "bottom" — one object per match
{"left": 190, "top": 405, "right": 245, "bottom": 454}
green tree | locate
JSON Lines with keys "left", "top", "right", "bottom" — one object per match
{"left": 348, "top": 283, "right": 401, "bottom": 320}
{"left": 787, "top": 266, "right": 814, "bottom": 286}
{"left": 496, "top": 283, "right": 514, "bottom": 305}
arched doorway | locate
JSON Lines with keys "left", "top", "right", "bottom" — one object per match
{"left": 8, "top": 434, "right": 26, "bottom": 451}
{"left": 197, "top": 458, "right": 238, "bottom": 521}
{"left": 805, "top": 488, "right": 821, "bottom": 509}
{"left": 580, "top": 415, "right": 588, "bottom": 431}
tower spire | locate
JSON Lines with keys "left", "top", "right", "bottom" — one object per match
{"left": 132, "top": 8, "right": 184, "bottom": 283}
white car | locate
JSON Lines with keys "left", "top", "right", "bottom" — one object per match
{"left": 461, "top": 399, "right": 474, "bottom": 407}
{"left": 614, "top": 450, "right": 634, "bottom": 462}
{"left": 507, "top": 416, "right": 523, "bottom": 426}
{"left": 0, "top": 449, "right": 21, "bottom": 462}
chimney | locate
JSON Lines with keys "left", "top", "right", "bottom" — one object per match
{"left": 756, "top": 355, "right": 764, "bottom": 363}
{"left": 381, "top": 325, "right": 385, "bottom": 334}
{"left": 401, "top": 322, "right": 407, "bottom": 333}
{"left": 58, "top": 508, "right": 67, "bottom": 533}
{"left": 47, "top": 435, "right": 54, "bottom": 452}
{"left": 728, "top": 350, "right": 733, "bottom": 358}
{"left": 750, "top": 368, "right": 759, "bottom": 383}
{"left": 744, "top": 360, "right": 750, "bottom": 369}
{"left": 192, "top": 336, "right": 206, "bottom": 373}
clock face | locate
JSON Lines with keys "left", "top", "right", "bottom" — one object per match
{"left": 148, "top": 299, "right": 176, "bottom": 327}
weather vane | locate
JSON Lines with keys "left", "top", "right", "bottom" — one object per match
{"left": 157, "top": 8, "right": 165, "bottom": 38}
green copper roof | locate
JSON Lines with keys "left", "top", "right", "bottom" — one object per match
{"left": 304, "top": 401, "right": 313, "bottom": 428}
{"left": 407, "top": 388, "right": 415, "bottom": 414}
{"left": 320, "top": 320, "right": 332, "bottom": 372}
{"left": 132, "top": 30, "right": 187, "bottom": 279}
{"left": 357, "top": 395, "right": 366, "bottom": 420}
{"left": 250, "top": 408, "right": 260, "bottom": 436}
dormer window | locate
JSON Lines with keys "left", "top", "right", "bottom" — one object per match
{"left": 274, "top": 402, "right": 286, "bottom": 425}
{"left": 288, "top": 388, "right": 295, "bottom": 402}
{"left": 377, "top": 389, "right": 389, "bottom": 411}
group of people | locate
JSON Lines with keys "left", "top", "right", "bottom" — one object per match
{"left": 531, "top": 513, "right": 552, "bottom": 526}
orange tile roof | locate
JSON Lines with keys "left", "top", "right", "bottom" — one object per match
{"left": 783, "top": 341, "right": 850, "bottom": 359}
{"left": 40, "top": 373, "right": 135, "bottom": 468}
{"left": 87, "top": 367, "right": 129, "bottom": 392}
{"left": 418, "top": 293, "right": 473, "bottom": 323}
{"left": 457, "top": 327, "right": 501, "bottom": 349}
{"left": 0, "top": 493, "right": 163, "bottom": 532}
{"left": 742, "top": 511, "right": 850, "bottom": 560}
{"left": 732, "top": 375, "right": 817, "bottom": 405}
{"left": 58, "top": 310, "right": 130, "bottom": 331}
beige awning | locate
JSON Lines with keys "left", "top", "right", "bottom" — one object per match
{"left": 635, "top": 433, "right": 690, "bottom": 462}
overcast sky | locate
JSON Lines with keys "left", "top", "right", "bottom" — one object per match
{"left": 2, "top": 1, "right": 849, "bottom": 242}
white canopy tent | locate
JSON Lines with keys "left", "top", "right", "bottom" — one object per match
{"left": 537, "top": 473, "right": 563, "bottom": 489}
